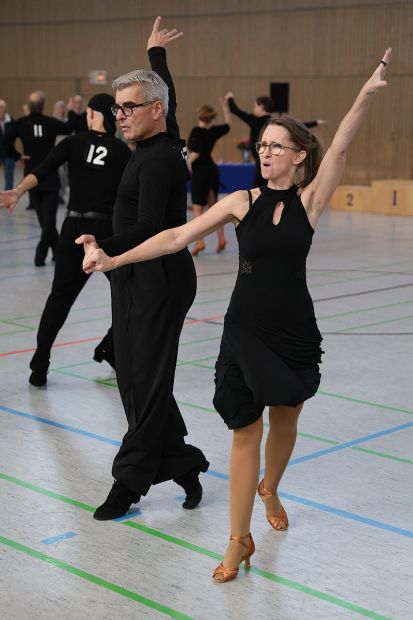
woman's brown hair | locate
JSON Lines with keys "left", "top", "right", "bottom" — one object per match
{"left": 198, "top": 105, "right": 217, "bottom": 123}
{"left": 259, "top": 116, "right": 323, "bottom": 188}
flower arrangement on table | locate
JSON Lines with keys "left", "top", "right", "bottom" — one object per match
{"left": 235, "top": 137, "right": 252, "bottom": 163}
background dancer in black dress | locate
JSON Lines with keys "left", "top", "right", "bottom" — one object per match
{"left": 187, "top": 101, "right": 231, "bottom": 256}
{"left": 77, "top": 17, "right": 209, "bottom": 520}
{"left": 0, "top": 94, "right": 131, "bottom": 386}
{"left": 224, "top": 91, "right": 326, "bottom": 187}
{"left": 83, "top": 48, "right": 392, "bottom": 580}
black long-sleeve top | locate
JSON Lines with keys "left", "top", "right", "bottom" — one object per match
{"left": 188, "top": 124, "right": 230, "bottom": 166}
{"left": 227, "top": 97, "right": 318, "bottom": 163}
{"left": 99, "top": 47, "right": 188, "bottom": 256}
{"left": 32, "top": 130, "right": 131, "bottom": 214}
{"left": 5, "top": 112, "right": 74, "bottom": 190}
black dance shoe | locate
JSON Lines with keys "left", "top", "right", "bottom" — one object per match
{"left": 93, "top": 480, "right": 140, "bottom": 521}
{"left": 93, "top": 342, "right": 116, "bottom": 370}
{"left": 34, "top": 259, "right": 46, "bottom": 267}
{"left": 174, "top": 460, "right": 209, "bottom": 510}
{"left": 29, "top": 370, "right": 47, "bottom": 387}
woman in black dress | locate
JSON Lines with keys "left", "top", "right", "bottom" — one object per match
{"left": 188, "top": 102, "right": 231, "bottom": 255}
{"left": 81, "top": 49, "right": 392, "bottom": 581}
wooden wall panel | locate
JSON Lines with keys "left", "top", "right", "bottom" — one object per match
{"left": 0, "top": 0, "right": 412, "bottom": 183}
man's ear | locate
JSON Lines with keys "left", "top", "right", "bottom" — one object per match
{"left": 152, "top": 101, "right": 164, "bottom": 121}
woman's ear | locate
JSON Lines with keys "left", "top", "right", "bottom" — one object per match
{"left": 294, "top": 150, "right": 307, "bottom": 165}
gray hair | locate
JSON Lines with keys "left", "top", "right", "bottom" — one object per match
{"left": 112, "top": 70, "right": 169, "bottom": 116}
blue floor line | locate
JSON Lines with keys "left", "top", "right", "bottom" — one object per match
{"left": 279, "top": 493, "right": 413, "bottom": 539}
{"left": 289, "top": 420, "right": 413, "bottom": 465}
{"left": 2, "top": 403, "right": 413, "bottom": 539}
{"left": 0, "top": 405, "right": 120, "bottom": 446}
{"left": 41, "top": 531, "right": 77, "bottom": 544}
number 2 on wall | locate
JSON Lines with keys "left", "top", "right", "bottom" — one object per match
{"left": 346, "top": 193, "right": 353, "bottom": 207}
{"left": 86, "top": 144, "right": 108, "bottom": 166}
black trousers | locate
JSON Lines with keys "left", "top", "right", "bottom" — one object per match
{"left": 110, "top": 250, "right": 208, "bottom": 496}
{"left": 30, "top": 216, "right": 114, "bottom": 374}
{"left": 30, "top": 188, "right": 60, "bottom": 264}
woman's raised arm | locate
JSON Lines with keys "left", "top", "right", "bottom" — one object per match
{"left": 302, "top": 47, "right": 392, "bottom": 228}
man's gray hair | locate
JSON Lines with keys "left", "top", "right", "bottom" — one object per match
{"left": 112, "top": 70, "right": 169, "bottom": 116}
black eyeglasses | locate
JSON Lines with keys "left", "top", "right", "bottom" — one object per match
{"left": 255, "top": 141, "right": 300, "bottom": 156}
{"left": 111, "top": 101, "right": 154, "bottom": 116}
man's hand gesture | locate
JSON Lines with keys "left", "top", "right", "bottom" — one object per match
{"left": 147, "top": 15, "right": 183, "bottom": 51}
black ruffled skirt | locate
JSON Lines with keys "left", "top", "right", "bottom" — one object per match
{"left": 213, "top": 318, "right": 321, "bottom": 429}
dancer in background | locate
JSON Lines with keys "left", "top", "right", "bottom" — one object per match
{"left": 4, "top": 90, "right": 74, "bottom": 265}
{"left": 81, "top": 49, "right": 392, "bottom": 580}
{"left": 187, "top": 101, "right": 231, "bottom": 256}
{"left": 224, "top": 91, "right": 326, "bottom": 186}
{"left": 0, "top": 94, "right": 131, "bottom": 386}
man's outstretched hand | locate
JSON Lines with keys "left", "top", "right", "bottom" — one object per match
{"left": 147, "top": 15, "right": 183, "bottom": 50}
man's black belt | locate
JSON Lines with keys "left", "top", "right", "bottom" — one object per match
{"left": 66, "top": 210, "right": 112, "bottom": 221}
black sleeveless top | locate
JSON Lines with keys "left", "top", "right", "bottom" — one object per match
{"left": 226, "top": 185, "right": 323, "bottom": 370}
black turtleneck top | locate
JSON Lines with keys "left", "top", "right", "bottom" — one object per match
{"left": 99, "top": 47, "right": 188, "bottom": 256}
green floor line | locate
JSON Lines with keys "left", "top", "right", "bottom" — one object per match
{"left": 0, "top": 327, "right": 34, "bottom": 337}
{"left": 0, "top": 319, "right": 35, "bottom": 329}
{"left": 336, "top": 313, "right": 413, "bottom": 333}
{"left": 318, "top": 390, "right": 413, "bottom": 417}
{"left": 0, "top": 535, "right": 193, "bottom": 620}
{"left": 318, "top": 298, "right": 413, "bottom": 321}
{"left": 296, "top": 432, "right": 413, "bottom": 465}
{"left": 0, "top": 473, "right": 391, "bottom": 620}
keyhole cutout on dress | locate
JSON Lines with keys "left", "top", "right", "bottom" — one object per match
{"left": 272, "top": 201, "right": 285, "bottom": 226}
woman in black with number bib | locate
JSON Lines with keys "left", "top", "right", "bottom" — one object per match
{"left": 82, "top": 49, "right": 392, "bottom": 582}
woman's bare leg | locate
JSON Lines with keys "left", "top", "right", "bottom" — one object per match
{"left": 191, "top": 203, "right": 206, "bottom": 255}
{"left": 262, "top": 404, "right": 303, "bottom": 516}
{"left": 222, "top": 416, "right": 263, "bottom": 567}
{"left": 207, "top": 190, "right": 227, "bottom": 251}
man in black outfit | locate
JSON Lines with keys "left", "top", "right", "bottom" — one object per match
{"left": 78, "top": 17, "right": 209, "bottom": 520}
{"left": 224, "top": 91, "right": 326, "bottom": 186}
{"left": 5, "top": 90, "right": 74, "bottom": 265}
{"left": 67, "top": 95, "right": 88, "bottom": 134}
{"left": 0, "top": 94, "right": 131, "bottom": 386}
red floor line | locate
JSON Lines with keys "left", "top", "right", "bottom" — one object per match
{"left": 184, "top": 314, "right": 224, "bottom": 325}
{"left": 0, "top": 336, "right": 102, "bottom": 357}
{"left": 0, "top": 315, "right": 225, "bottom": 356}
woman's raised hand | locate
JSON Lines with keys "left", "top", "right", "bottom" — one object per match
{"left": 363, "top": 48, "right": 392, "bottom": 95}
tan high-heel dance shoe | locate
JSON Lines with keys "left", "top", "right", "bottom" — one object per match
{"left": 257, "top": 479, "right": 289, "bottom": 530}
{"left": 216, "top": 239, "right": 227, "bottom": 253}
{"left": 213, "top": 533, "right": 255, "bottom": 583}
{"left": 191, "top": 240, "right": 206, "bottom": 256}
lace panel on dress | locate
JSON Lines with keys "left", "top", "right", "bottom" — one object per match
{"left": 239, "top": 256, "right": 253, "bottom": 274}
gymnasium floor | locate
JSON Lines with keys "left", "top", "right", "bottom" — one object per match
{"left": 0, "top": 189, "right": 412, "bottom": 619}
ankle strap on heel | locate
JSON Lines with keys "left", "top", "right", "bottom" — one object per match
{"left": 258, "top": 479, "right": 276, "bottom": 498}
{"left": 229, "top": 533, "right": 251, "bottom": 550}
